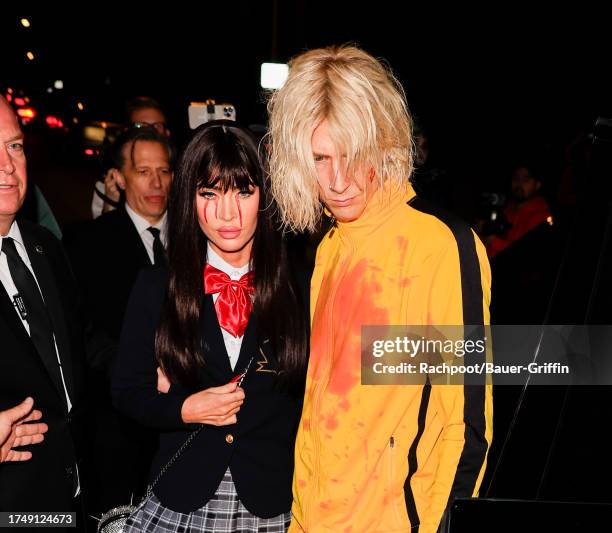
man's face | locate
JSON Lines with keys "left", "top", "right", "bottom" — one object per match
{"left": 0, "top": 99, "right": 27, "bottom": 235}
{"left": 311, "top": 120, "right": 378, "bottom": 223}
{"left": 130, "top": 107, "right": 169, "bottom": 137}
{"left": 121, "top": 140, "right": 172, "bottom": 224}
{"left": 511, "top": 166, "right": 541, "bottom": 203}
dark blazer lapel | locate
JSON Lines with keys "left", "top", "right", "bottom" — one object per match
{"left": 21, "top": 229, "right": 75, "bottom": 402}
{"left": 201, "top": 295, "right": 233, "bottom": 381}
{"left": 118, "top": 207, "right": 154, "bottom": 267}
{"left": 0, "top": 284, "right": 31, "bottom": 346}
{"left": 234, "top": 313, "right": 259, "bottom": 375}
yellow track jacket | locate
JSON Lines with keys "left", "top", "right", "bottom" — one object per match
{"left": 289, "top": 182, "right": 492, "bottom": 533}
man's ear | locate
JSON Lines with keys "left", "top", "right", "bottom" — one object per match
{"left": 110, "top": 168, "right": 126, "bottom": 190}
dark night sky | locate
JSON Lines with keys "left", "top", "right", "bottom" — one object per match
{"left": 2, "top": 3, "right": 609, "bottom": 188}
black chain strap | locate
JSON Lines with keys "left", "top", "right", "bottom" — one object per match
{"left": 145, "top": 424, "right": 204, "bottom": 498}
{"left": 144, "top": 356, "right": 254, "bottom": 500}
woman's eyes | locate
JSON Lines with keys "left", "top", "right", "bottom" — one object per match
{"left": 198, "top": 190, "right": 216, "bottom": 199}
{"left": 198, "top": 189, "right": 255, "bottom": 199}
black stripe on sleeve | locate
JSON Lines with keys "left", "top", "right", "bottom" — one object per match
{"left": 407, "top": 197, "right": 488, "bottom": 506}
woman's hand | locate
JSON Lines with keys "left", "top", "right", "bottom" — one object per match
{"left": 157, "top": 367, "right": 171, "bottom": 393}
{"left": 181, "top": 382, "right": 245, "bottom": 426}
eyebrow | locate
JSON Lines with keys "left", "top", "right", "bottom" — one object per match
{"left": 5, "top": 134, "right": 24, "bottom": 143}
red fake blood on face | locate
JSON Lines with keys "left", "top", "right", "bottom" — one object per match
{"left": 203, "top": 199, "right": 210, "bottom": 223}
{"left": 214, "top": 197, "right": 219, "bottom": 219}
{"left": 325, "top": 259, "right": 389, "bottom": 398}
{"left": 235, "top": 195, "right": 243, "bottom": 227}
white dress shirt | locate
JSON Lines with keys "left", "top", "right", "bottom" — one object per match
{"left": 124, "top": 203, "right": 167, "bottom": 265}
{"left": 206, "top": 244, "right": 251, "bottom": 371}
{"left": 0, "top": 221, "right": 79, "bottom": 495}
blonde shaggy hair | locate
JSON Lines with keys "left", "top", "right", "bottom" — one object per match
{"left": 267, "top": 45, "right": 414, "bottom": 233}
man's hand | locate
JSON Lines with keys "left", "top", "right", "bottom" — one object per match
{"left": 181, "top": 383, "right": 245, "bottom": 426}
{"left": 157, "top": 367, "right": 171, "bottom": 393}
{"left": 101, "top": 168, "right": 124, "bottom": 213}
{"left": 0, "top": 398, "right": 48, "bottom": 462}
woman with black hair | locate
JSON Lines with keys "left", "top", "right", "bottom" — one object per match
{"left": 112, "top": 120, "right": 309, "bottom": 532}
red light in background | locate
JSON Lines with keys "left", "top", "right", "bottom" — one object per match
{"left": 17, "top": 108, "right": 36, "bottom": 119}
{"left": 14, "top": 97, "right": 26, "bottom": 106}
{"left": 84, "top": 148, "right": 95, "bottom": 156}
{"left": 6, "top": 94, "right": 12, "bottom": 102}
{"left": 46, "top": 116, "right": 64, "bottom": 128}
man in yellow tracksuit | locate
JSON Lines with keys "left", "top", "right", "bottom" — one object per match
{"left": 268, "top": 45, "right": 492, "bottom": 533}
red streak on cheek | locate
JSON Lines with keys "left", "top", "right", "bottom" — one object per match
{"left": 235, "top": 195, "right": 243, "bottom": 227}
{"left": 203, "top": 199, "right": 210, "bottom": 223}
{"left": 214, "top": 197, "right": 219, "bottom": 219}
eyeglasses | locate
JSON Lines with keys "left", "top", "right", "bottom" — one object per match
{"left": 131, "top": 121, "right": 167, "bottom": 134}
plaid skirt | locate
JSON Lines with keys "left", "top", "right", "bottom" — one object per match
{"left": 123, "top": 467, "right": 291, "bottom": 533}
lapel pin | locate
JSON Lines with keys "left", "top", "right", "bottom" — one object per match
{"left": 35, "top": 244, "right": 44, "bottom": 254}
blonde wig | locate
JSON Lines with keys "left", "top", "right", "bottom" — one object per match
{"left": 267, "top": 45, "right": 414, "bottom": 232}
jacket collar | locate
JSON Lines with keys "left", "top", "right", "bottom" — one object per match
{"left": 334, "top": 180, "right": 415, "bottom": 242}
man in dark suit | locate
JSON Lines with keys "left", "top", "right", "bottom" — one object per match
{"left": 64, "top": 127, "right": 174, "bottom": 516}
{"left": 67, "top": 127, "right": 173, "bottom": 341}
{"left": 92, "top": 96, "right": 171, "bottom": 218}
{"left": 0, "top": 96, "right": 112, "bottom": 527}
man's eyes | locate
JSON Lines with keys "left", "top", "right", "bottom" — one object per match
{"left": 9, "top": 142, "right": 24, "bottom": 152}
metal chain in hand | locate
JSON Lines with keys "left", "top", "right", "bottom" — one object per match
{"left": 144, "top": 356, "right": 254, "bottom": 500}
{"left": 97, "top": 358, "right": 254, "bottom": 532}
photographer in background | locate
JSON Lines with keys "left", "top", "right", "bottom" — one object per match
{"left": 478, "top": 160, "right": 558, "bottom": 324}
{"left": 484, "top": 162, "right": 552, "bottom": 258}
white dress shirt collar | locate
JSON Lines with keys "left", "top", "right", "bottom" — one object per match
{"left": 124, "top": 203, "right": 167, "bottom": 242}
{"left": 0, "top": 221, "right": 28, "bottom": 263}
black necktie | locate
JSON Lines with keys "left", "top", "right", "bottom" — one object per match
{"left": 147, "top": 227, "right": 167, "bottom": 267}
{"left": 2, "top": 237, "right": 59, "bottom": 375}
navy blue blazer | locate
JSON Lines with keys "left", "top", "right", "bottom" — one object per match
{"left": 111, "top": 267, "right": 308, "bottom": 516}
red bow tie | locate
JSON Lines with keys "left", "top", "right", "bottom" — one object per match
{"left": 204, "top": 264, "right": 254, "bottom": 338}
